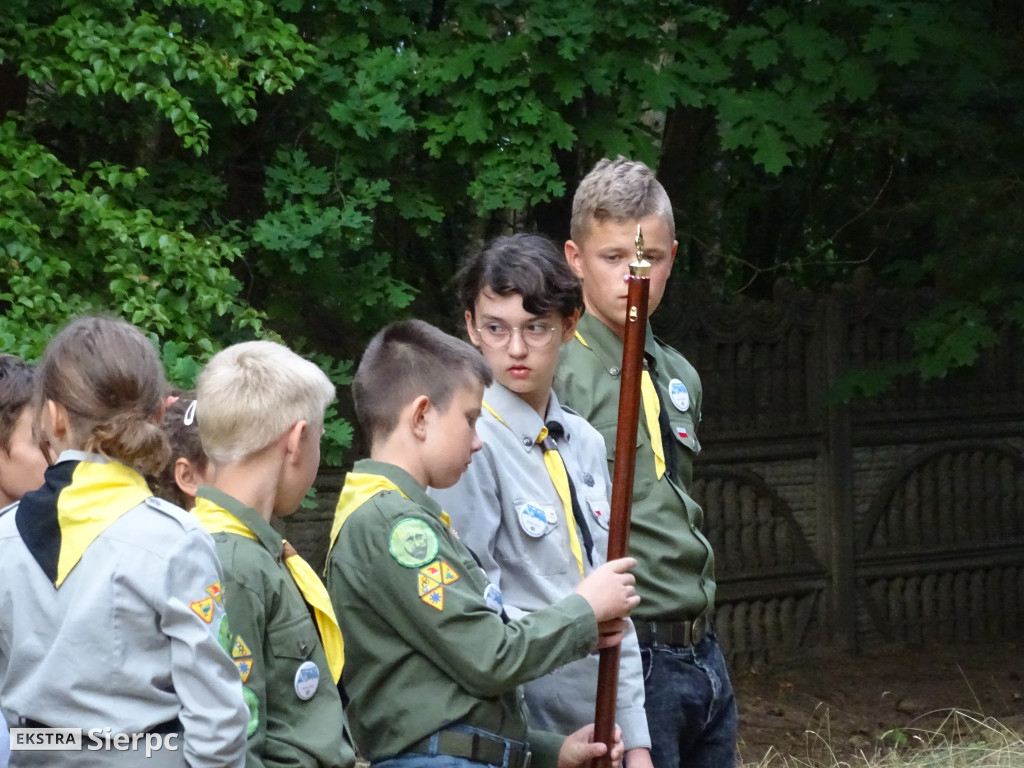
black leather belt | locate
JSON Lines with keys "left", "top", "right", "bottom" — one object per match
{"left": 407, "top": 727, "right": 531, "bottom": 768}
{"left": 634, "top": 614, "right": 713, "bottom": 646}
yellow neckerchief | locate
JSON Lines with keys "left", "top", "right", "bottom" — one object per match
{"left": 45, "top": 459, "right": 152, "bottom": 587}
{"left": 574, "top": 330, "right": 665, "bottom": 479}
{"left": 193, "top": 496, "right": 345, "bottom": 683}
{"left": 329, "top": 472, "right": 417, "bottom": 554}
{"left": 482, "top": 401, "right": 585, "bottom": 578}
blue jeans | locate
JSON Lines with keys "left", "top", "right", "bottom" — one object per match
{"left": 641, "top": 634, "right": 737, "bottom": 768}
{"left": 373, "top": 756, "right": 482, "bottom": 768}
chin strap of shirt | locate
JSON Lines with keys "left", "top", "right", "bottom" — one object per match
{"left": 193, "top": 496, "right": 345, "bottom": 683}
{"left": 542, "top": 420, "right": 595, "bottom": 576}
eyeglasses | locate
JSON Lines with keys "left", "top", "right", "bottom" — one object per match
{"left": 474, "top": 321, "right": 559, "bottom": 349}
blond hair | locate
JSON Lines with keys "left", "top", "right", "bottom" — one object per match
{"left": 569, "top": 156, "right": 675, "bottom": 244}
{"left": 35, "top": 316, "right": 170, "bottom": 476}
{"left": 197, "top": 341, "right": 335, "bottom": 465}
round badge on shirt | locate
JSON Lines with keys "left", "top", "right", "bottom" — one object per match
{"left": 389, "top": 518, "right": 439, "bottom": 567}
{"left": 669, "top": 378, "right": 690, "bottom": 411}
{"left": 294, "top": 660, "right": 320, "bottom": 700}
{"left": 517, "top": 503, "right": 551, "bottom": 537}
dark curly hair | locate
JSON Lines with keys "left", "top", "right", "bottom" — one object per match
{"left": 456, "top": 233, "right": 584, "bottom": 319}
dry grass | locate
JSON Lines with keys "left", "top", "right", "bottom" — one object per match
{"left": 741, "top": 710, "right": 1024, "bottom": 768}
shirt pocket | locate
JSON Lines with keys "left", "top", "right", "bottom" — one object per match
{"left": 512, "top": 497, "right": 570, "bottom": 577}
{"left": 668, "top": 412, "right": 700, "bottom": 456}
{"left": 586, "top": 496, "right": 611, "bottom": 532}
{"left": 267, "top": 616, "right": 318, "bottom": 662}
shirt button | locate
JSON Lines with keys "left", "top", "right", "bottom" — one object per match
{"left": 610, "top": 366, "right": 620, "bottom": 376}
{"left": 523, "top": 438, "right": 533, "bottom": 447}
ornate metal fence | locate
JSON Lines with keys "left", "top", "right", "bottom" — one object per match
{"left": 655, "top": 282, "right": 1024, "bottom": 664}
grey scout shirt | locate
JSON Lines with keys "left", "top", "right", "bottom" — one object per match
{"left": 554, "top": 313, "right": 716, "bottom": 622}
{"left": 428, "top": 382, "right": 650, "bottom": 750}
{"left": 196, "top": 486, "right": 355, "bottom": 768}
{"left": 0, "top": 451, "right": 247, "bottom": 768}
{"left": 326, "top": 459, "right": 598, "bottom": 768}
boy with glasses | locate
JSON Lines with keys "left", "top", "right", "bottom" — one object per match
{"left": 430, "top": 234, "right": 653, "bottom": 768}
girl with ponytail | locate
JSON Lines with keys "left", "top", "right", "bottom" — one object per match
{"left": 0, "top": 316, "right": 247, "bottom": 768}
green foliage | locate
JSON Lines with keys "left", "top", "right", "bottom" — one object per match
{"left": 3, "top": 0, "right": 1021, "bottom": 440}
{"left": 0, "top": 0, "right": 351, "bottom": 462}
{"left": 0, "top": 119, "right": 264, "bottom": 363}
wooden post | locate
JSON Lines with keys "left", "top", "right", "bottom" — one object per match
{"left": 591, "top": 228, "right": 651, "bottom": 768}
{"left": 823, "top": 296, "right": 857, "bottom": 652}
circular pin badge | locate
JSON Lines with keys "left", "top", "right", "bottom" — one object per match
{"left": 483, "top": 582, "right": 504, "bottom": 614}
{"left": 669, "top": 378, "right": 690, "bottom": 411}
{"left": 517, "top": 503, "right": 549, "bottom": 537}
{"left": 294, "top": 660, "right": 320, "bottom": 701}
{"left": 582, "top": 472, "right": 595, "bottom": 488}
{"left": 389, "top": 518, "right": 439, "bottom": 568}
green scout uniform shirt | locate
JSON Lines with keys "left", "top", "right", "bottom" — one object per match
{"left": 553, "top": 312, "right": 716, "bottom": 622}
{"left": 325, "top": 459, "right": 599, "bottom": 768}
{"left": 196, "top": 486, "right": 355, "bottom": 768}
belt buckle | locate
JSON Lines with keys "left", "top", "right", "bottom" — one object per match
{"left": 693, "top": 613, "right": 711, "bottom": 644}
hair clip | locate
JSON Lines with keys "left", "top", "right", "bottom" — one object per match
{"left": 183, "top": 400, "right": 197, "bottom": 426}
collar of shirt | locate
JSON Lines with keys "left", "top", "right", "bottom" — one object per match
{"left": 195, "top": 484, "right": 283, "bottom": 558}
{"left": 483, "top": 382, "right": 574, "bottom": 451}
{"left": 352, "top": 458, "right": 448, "bottom": 521}
{"left": 575, "top": 312, "right": 661, "bottom": 376}
{"left": 54, "top": 449, "right": 106, "bottom": 465}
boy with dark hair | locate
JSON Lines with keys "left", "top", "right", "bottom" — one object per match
{"left": 555, "top": 157, "right": 738, "bottom": 768}
{"left": 326, "top": 318, "right": 638, "bottom": 768}
{"left": 430, "top": 234, "right": 653, "bottom": 767}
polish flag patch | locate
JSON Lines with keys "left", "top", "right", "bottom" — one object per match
{"left": 677, "top": 426, "right": 689, "bottom": 439}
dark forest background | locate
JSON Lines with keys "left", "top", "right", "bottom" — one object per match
{"left": 2, "top": 0, "right": 1022, "bottom": 463}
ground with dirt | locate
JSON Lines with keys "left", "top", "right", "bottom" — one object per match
{"left": 732, "top": 641, "right": 1024, "bottom": 765}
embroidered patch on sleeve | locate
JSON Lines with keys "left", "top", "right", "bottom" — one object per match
{"left": 235, "top": 657, "right": 254, "bottom": 683}
{"left": 190, "top": 597, "right": 215, "bottom": 623}
{"left": 232, "top": 635, "right": 252, "bottom": 659}
{"left": 421, "top": 586, "right": 445, "bottom": 611}
{"left": 418, "top": 573, "right": 438, "bottom": 596}
{"left": 417, "top": 560, "right": 458, "bottom": 610}
{"left": 206, "top": 582, "right": 223, "bottom": 604}
{"left": 242, "top": 686, "right": 259, "bottom": 737}
{"left": 217, "top": 616, "right": 232, "bottom": 654}
{"left": 440, "top": 561, "right": 459, "bottom": 584}
{"left": 389, "top": 518, "right": 439, "bottom": 567}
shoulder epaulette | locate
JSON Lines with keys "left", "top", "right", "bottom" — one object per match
{"left": 144, "top": 495, "right": 188, "bottom": 517}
